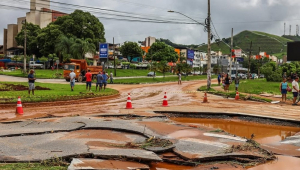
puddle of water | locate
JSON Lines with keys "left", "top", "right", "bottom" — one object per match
{"left": 171, "top": 118, "right": 300, "bottom": 144}
{"left": 247, "top": 155, "right": 300, "bottom": 170}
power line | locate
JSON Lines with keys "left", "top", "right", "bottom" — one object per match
{"left": 0, "top": 4, "right": 199, "bottom": 24}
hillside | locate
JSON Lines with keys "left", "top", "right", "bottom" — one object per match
{"left": 156, "top": 38, "right": 200, "bottom": 49}
{"left": 282, "top": 35, "right": 300, "bottom": 41}
{"left": 197, "top": 30, "right": 292, "bottom": 58}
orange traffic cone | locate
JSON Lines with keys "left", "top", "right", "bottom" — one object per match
{"left": 203, "top": 92, "right": 208, "bottom": 103}
{"left": 126, "top": 93, "right": 133, "bottom": 109}
{"left": 16, "top": 96, "right": 24, "bottom": 115}
{"left": 235, "top": 91, "right": 239, "bottom": 100}
{"left": 162, "top": 92, "right": 169, "bottom": 107}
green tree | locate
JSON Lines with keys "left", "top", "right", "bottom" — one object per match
{"left": 120, "top": 41, "right": 144, "bottom": 63}
{"left": 158, "top": 60, "right": 171, "bottom": 78}
{"left": 15, "top": 23, "right": 41, "bottom": 56}
{"left": 71, "top": 38, "right": 96, "bottom": 59}
{"left": 37, "top": 24, "right": 63, "bottom": 56}
{"left": 55, "top": 35, "right": 75, "bottom": 61}
{"left": 146, "top": 42, "right": 178, "bottom": 62}
{"left": 192, "top": 67, "right": 199, "bottom": 74}
{"left": 182, "top": 63, "right": 193, "bottom": 77}
{"left": 12, "top": 55, "right": 21, "bottom": 63}
{"left": 213, "top": 65, "right": 221, "bottom": 74}
{"left": 54, "top": 10, "right": 106, "bottom": 48}
{"left": 39, "top": 56, "right": 48, "bottom": 69}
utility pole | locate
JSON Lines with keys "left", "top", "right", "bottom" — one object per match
{"left": 258, "top": 47, "right": 260, "bottom": 76}
{"left": 113, "top": 37, "right": 116, "bottom": 77}
{"left": 229, "top": 28, "right": 233, "bottom": 76}
{"left": 248, "top": 41, "right": 252, "bottom": 79}
{"left": 284, "top": 23, "right": 285, "bottom": 35}
{"left": 23, "top": 19, "right": 27, "bottom": 73}
{"left": 207, "top": 0, "right": 211, "bottom": 89}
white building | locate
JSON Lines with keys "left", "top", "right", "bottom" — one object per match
{"left": 145, "top": 36, "right": 156, "bottom": 47}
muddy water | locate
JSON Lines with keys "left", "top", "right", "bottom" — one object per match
{"left": 248, "top": 155, "right": 300, "bottom": 170}
{"left": 170, "top": 118, "right": 300, "bottom": 144}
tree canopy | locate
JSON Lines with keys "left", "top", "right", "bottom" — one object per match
{"left": 15, "top": 23, "right": 41, "bottom": 56}
{"left": 119, "top": 41, "right": 144, "bottom": 62}
{"left": 145, "top": 42, "right": 178, "bottom": 62}
{"left": 54, "top": 10, "right": 106, "bottom": 49}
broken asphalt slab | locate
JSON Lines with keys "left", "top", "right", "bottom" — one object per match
{"left": 68, "top": 158, "right": 150, "bottom": 170}
{"left": 0, "top": 132, "right": 161, "bottom": 162}
{"left": 0, "top": 120, "right": 84, "bottom": 137}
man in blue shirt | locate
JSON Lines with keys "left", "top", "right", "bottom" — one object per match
{"left": 218, "top": 73, "right": 221, "bottom": 86}
{"left": 28, "top": 70, "right": 36, "bottom": 95}
{"left": 102, "top": 71, "right": 108, "bottom": 91}
{"left": 96, "top": 71, "right": 103, "bottom": 92}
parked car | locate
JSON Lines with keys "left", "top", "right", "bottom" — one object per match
{"left": 147, "top": 72, "right": 156, "bottom": 77}
{"left": 259, "top": 74, "right": 265, "bottom": 78}
{"left": 251, "top": 73, "right": 258, "bottom": 79}
{"left": 238, "top": 73, "right": 247, "bottom": 79}
{"left": 231, "top": 74, "right": 236, "bottom": 80}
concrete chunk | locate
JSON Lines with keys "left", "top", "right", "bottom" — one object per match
{"left": 68, "top": 158, "right": 150, "bottom": 170}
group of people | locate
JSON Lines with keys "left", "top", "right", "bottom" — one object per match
{"left": 69, "top": 69, "right": 113, "bottom": 92}
{"left": 217, "top": 72, "right": 239, "bottom": 92}
{"left": 280, "top": 75, "right": 300, "bottom": 105}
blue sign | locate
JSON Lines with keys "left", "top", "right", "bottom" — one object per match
{"left": 236, "top": 57, "right": 244, "bottom": 63}
{"left": 187, "top": 50, "right": 194, "bottom": 60}
{"left": 99, "top": 43, "right": 108, "bottom": 58}
{"left": 187, "top": 59, "right": 193, "bottom": 66}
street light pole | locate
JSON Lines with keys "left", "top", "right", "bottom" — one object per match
{"left": 23, "top": 19, "right": 27, "bottom": 73}
{"left": 207, "top": 0, "right": 211, "bottom": 89}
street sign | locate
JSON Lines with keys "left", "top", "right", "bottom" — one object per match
{"left": 235, "top": 49, "right": 242, "bottom": 58}
{"left": 99, "top": 43, "right": 108, "bottom": 58}
{"left": 56, "top": 60, "right": 59, "bottom": 64}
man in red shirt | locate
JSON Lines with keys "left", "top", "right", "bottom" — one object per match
{"left": 85, "top": 70, "right": 92, "bottom": 91}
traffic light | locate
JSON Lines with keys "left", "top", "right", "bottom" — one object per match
{"left": 231, "top": 49, "right": 235, "bottom": 58}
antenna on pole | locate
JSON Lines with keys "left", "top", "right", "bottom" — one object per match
{"left": 296, "top": 25, "right": 299, "bottom": 36}
{"left": 290, "top": 25, "right": 292, "bottom": 35}
{"left": 284, "top": 23, "right": 285, "bottom": 35}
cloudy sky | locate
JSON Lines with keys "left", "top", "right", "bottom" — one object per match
{"left": 1, "top": 0, "right": 300, "bottom": 45}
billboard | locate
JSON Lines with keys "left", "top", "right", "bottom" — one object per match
{"left": 99, "top": 43, "right": 108, "bottom": 58}
{"left": 187, "top": 59, "right": 193, "bottom": 66}
{"left": 187, "top": 50, "right": 194, "bottom": 60}
{"left": 235, "top": 49, "right": 242, "bottom": 58}
{"left": 236, "top": 57, "right": 244, "bottom": 63}
{"left": 287, "top": 42, "right": 300, "bottom": 61}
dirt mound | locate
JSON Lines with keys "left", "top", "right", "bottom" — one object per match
{"left": 0, "top": 84, "right": 50, "bottom": 91}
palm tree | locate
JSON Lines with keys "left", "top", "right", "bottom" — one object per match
{"left": 55, "top": 35, "right": 75, "bottom": 61}
{"left": 71, "top": 38, "right": 96, "bottom": 59}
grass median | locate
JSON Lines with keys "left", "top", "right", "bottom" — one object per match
{"left": 114, "top": 75, "right": 216, "bottom": 84}
{"left": 0, "top": 82, "right": 118, "bottom": 104}
{"left": 199, "top": 79, "right": 292, "bottom": 102}
{"left": 0, "top": 69, "right": 64, "bottom": 79}
{"left": 0, "top": 69, "right": 174, "bottom": 79}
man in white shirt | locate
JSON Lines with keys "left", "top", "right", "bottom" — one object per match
{"left": 178, "top": 73, "right": 182, "bottom": 85}
{"left": 110, "top": 71, "right": 113, "bottom": 84}
{"left": 69, "top": 69, "right": 76, "bottom": 91}
{"left": 292, "top": 77, "right": 299, "bottom": 105}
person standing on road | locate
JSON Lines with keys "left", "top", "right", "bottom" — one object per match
{"left": 85, "top": 69, "right": 92, "bottom": 92}
{"left": 28, "top": 70, "right": 36, "bottom": 95}
{"left": 235, "top": 75, "right": 240, "bottom": 91}
{"left": 69, "top": 69, "right": 76, "bottom": 91}
{"left": 178, "top": 73, "right": 182, "bottom": 85}
{"left": 102, "top": 71, "right": 108, "bottom": 90}
{"left": 218, "top": 73, "right": 221, "bottom": 86}
{"left": 292, "top": 77, "right": 299, "bottom": 105}
{"left": 110, "top": 71, "right": 113, "bottom": 84}
{"left": 224, "top": 74, "right": 230, "bottom": 92}
{"left": 280, "top": 78, "right": 289, "bottom": 102}
{"left": 96, "top": 71, "right": 103, "bottom": 92}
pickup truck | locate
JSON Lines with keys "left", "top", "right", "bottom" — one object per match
{"left": 29, "top": 61, "right": 44, "bottom": 69}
